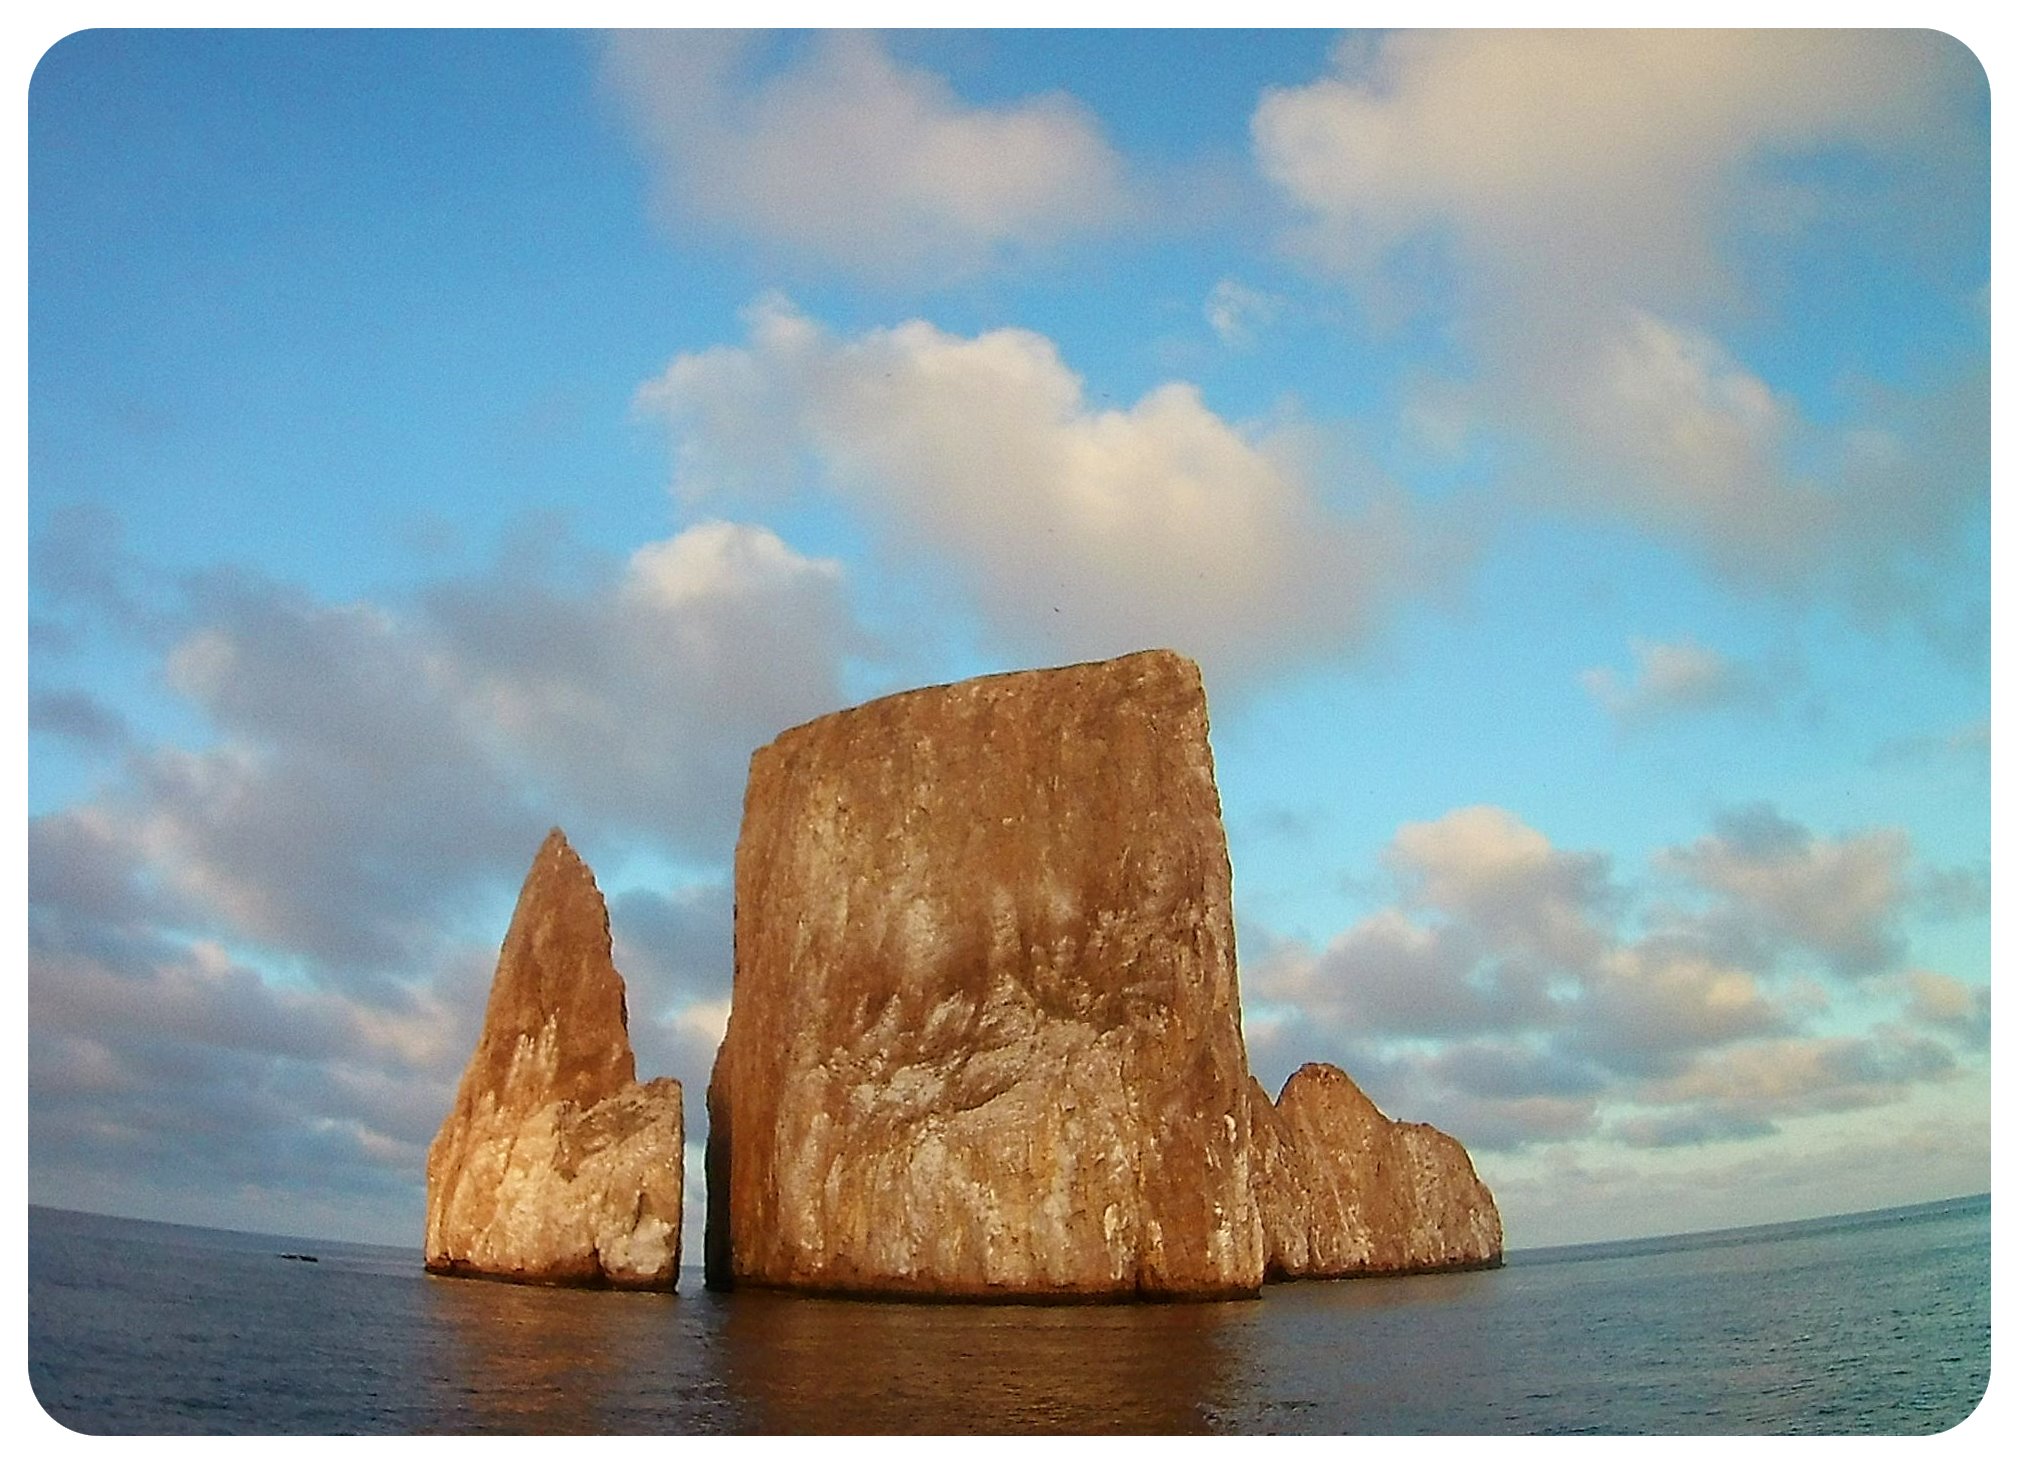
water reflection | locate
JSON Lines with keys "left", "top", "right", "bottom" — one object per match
{"left": 717, "top": 1287, "right": 1255, "bottom": 1433}
{"left": 421, "top": 1273, "right": 712, "bottom": 1432}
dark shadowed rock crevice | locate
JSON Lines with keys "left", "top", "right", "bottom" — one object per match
{"left": 425, "top": 829, "right": 684, "bottom": 1289}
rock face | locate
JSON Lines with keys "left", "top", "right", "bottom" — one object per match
{"left": 707, "top": 650, "right": 1263, "bottom": 1299}
{"left": 1249, "top": 1063, "right": 1501, "bottom": 1279}
{"left": 425, "top": 829, "right": 683, "bottom": 1288}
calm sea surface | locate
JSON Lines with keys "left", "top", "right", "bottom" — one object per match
{"left": 27, "top": 1194, "right": 1989, "bottom": 1434}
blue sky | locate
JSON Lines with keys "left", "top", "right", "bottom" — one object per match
{"left": 25, "top": 28, "right": 1992, "bottom": 1253}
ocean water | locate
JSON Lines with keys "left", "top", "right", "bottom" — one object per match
{"left": 27, "top": 1194, "right": 1989, "bottom": 1434}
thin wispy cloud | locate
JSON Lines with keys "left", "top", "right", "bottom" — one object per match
{"left": 1582, "top": 637, "right": 1770, "bottom": 727}
{"left": 1205, "top": 277, "right": 1283, "bottom": 347}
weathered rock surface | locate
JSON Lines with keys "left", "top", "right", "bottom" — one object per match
{"left": 1249, "top": 1063, "right": 1501, "bottom": 1279}
{"left": 707, "top": 649, "right": 1263, "bottom": 1299}
{"left": 425, "top": 829, "right": 683, "bottom": 1288}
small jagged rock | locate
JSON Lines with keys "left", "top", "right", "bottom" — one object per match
{"left": 425, "top": 829, "right": 683, "bottom": 1288}
{"left": 707, "top": 650, "right": 1264, "bottom": 1300}
{"left": 1249, "top": 1063, "right": 1501, "bottom": 1279}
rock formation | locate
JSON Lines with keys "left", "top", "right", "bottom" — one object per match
{"left": 425, "top": 829, "right": 684, "bottom": 1289}
{"left": 707, "top": 649, "right": 1264, "bottom": 1299}
{"left": 1248, "top": 1063, "right": 1502, "bottom": 1278}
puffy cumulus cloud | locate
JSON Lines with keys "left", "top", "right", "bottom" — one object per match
{"left": 1549, "top": 321, "right": 1986, "bottom": 619}
{"left": 1253, "top": 1038, "right": 1602, "bottom": 1156}
{"left": 29, "top": 515, "right": 868, "bottom": 1237}
{"left": 30, "top": 942, "right": 466, "bottom": 1077}
{"left": 1250, "top": 908, "right": 1554, "bottom": 1041}
{"left": 1387, "top": 804, "right": 1616, "bottom": 968}
{"left": 1418, "top": 1095, "right": 1600, "bottom": 1153}
{"left": 28, "top": 805, "right": 184, "bottom": 962}
{"left": 1658, "top": 804, "right": 1910, "bottom": 976}
{"left": 610, "top": 883, "right": 733, "bottom": 1016}
{"left": 32, "top": 518, "right": 850, "bottom": 988}
{"left": 601, "top": 31, "right": 1127, "bottom": 281}
{"left": 104, "top": 574, "right": 536, "bottom": 977}
{"left": 1421, "top": 1039, "right": 1609, "bottom": 1102}
{"left": 639, "top": 297, "right": 1466, "bottom": 684}
{"left": 1581, "top": 636, "right": 1769, "bottom": 727}
{"left": 1393, "top": 1040, "right": 1608, "bottom": 1153}
{"left": 1897, "top": 970, "right": 1990, "bottom": 1051}
{"left": 1911, "top": 862, "right": 1991, "bottom": 922}
{"left": 1246, "top": 804, "right": 1966, "bottom": 1154}
{"left": 1608, "top": 1109, "right": 1778, "bottom": 1150}
{"left": 1253, "top": 31, "right": 1987, "bottom": 626}
{"left": 429, "top": 519, "right": 860, "bottom": 850}
{"left": 1571, "top": 939, "right": 1787, "bottom": 1074}
{"left": 1253, "top": 30, "right": 1976, "bottom": 305}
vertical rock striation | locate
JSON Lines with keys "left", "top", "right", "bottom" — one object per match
{"left": 708, "top": 650, "right": 1264, "bottom": 1299}
{"left": 425, "top": 829, "right": 684, "bottom": 1289}
{"left": 1249, "top": 1063, "right": 1502, "bottom": 1278}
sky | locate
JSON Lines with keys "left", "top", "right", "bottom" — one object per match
{"left": 23, "top": 26, "right": 1994, "bottom": 1257}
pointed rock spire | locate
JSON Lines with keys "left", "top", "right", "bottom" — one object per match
{"left": 425, "top": 829, "right": 684, "bottom": 1289}
{"left": 454, "top": 827, "right": 635, "bottom": 1118}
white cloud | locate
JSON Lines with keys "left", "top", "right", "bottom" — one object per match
{"left": 1575, "top": 940, "right": 1785, "bottom": 1067}
{"left": 1246, "top": 803, "right": 1964, "bottom": 1152}
{"left": 1253, "top": 30, "right": 1976, "bottom": 306}
{"left": 28, "top": 514, "right": 870, "bottom": 1236}
{"left": 1252, "top": 907, "right": 1552, "bottom": 1041}
{"left": 1548, "top": 319, "right": 1986, "bottom": 613}
{"left": 601, "top": 31, "right": 1127, "bottom": 280}
{"left": 1658, "top": 805, "right": 1910, "bottom": 976}
{"left": 1636, "top": 1030, "right": 1957, "bottom": 1121}
{"left": 1898, "top": 971, "right": 1989, "bottom": 1050}
{"left": 671, "top": 997, "right": 732, "bottom": 1049}
{"left": 437, "top": 518, "right": 861, "bottom": 844}
{"left": 1252, "top": 31, "right": 1987, "bottom": 626}
{"left": 1388, "top": 804, "right": 1615, "bottom": 969}
{"left": 35, "top": 519, "right": 860, "bottom": 982}
{"left": 1582, "top": 636, "right": 1767, "bottom": 726}
{"left": 638, "top": 296, "right": 1464, "bottom": 683}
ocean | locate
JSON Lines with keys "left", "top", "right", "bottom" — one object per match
{"left": 26, "top": 1193, "right": 1989, "bottom": 1435}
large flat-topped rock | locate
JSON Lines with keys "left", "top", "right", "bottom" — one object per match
{"left": 707, "top": 650, "right": 1264, "bottom": 1299}
{"left": 425, "top": 830, "right": 683, "bottom": 1288}
{"left": 1249, "top": 1063, "right": 1501, "bottom": 1279}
